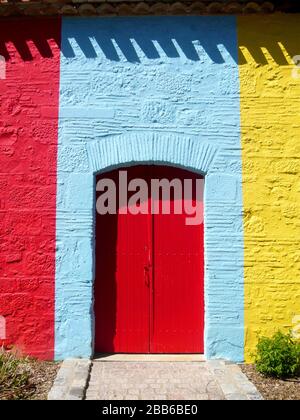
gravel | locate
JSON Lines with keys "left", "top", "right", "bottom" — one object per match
{"left": 241, "top": 364, "right": 300, "bottom": 401}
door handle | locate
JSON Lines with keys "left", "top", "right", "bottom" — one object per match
{"left": 144, "top": 265, "right": 150, "bottom": 287}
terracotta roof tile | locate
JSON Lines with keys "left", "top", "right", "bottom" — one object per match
{"left": 0, "top": 1, "right": 298, "bottom": 17}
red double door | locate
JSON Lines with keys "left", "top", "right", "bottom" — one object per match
{"left": 95, "top": 166, "right": 204, "bottom": 354}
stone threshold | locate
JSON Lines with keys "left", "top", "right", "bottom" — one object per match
{"left": 94, "top": 353, "right": 206, "bottom": 362}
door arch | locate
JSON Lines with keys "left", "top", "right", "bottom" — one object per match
{"left": 95, "top": 165, "right": 204, "bottom": 353}
{"left": 55, "top": 132, "right": 245, "bottom": 362}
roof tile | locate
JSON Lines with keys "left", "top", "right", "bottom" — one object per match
{"left": 0, "top": 1, "right": 298, "bottom": 17}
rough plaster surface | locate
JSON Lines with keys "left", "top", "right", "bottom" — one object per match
{"left": 0, "top": 19, "right": 60, "bottom": 359}
{"left": 56, "top": 16, "right": 244, "bottom": 361}
{"left": 1, "top": 15, "right": 299, "bottom": 362}
{"left": 238, "top": 15, "right": 300, "bottom": 361}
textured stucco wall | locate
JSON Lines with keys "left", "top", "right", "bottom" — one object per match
{"left": 0, "top": 15, "right": 299, "bottom": 362}
{"left": 238, "top": 15, "right": 300, "bottom": 361}
{"left": 56, "top": 16, "right": 244, "bottom": 361}
{"left": 0, "top": 19, "right": 60, "bottom": 359}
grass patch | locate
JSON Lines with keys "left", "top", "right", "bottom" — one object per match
{"left": 0, "top": 348, "right": 35, "bottom": 400}
{"left": 0, "top": 348, "right": 59, "bottom": 400}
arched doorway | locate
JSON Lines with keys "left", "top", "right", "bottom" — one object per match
{"left": 94, "top": 165, "right": 204, "bottom": 354}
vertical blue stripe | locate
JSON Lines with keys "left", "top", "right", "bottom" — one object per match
{"left": 56, "top": 16, "right": 244, "bottom": 361}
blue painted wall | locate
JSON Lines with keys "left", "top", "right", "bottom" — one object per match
{"left": 56, "top": 16, "right": 244, "bottom": 361}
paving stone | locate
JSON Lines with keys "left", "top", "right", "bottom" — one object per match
{"left": 48, "top": 358, "right": 92, "bottom": 400}
{"left": 49, "top": 358, "right": 262, "bottom": 401}
{"left": 207, "top": 360, "right": 263, "bottom": 401}
{"left": 227, "top": 393, "right": 248, "bottom": 400}
{"left": 47, "top": 387, "right": 66, "bottom": 400}
{"left": 85, "top": 361, "right": 225, "bottom": 400}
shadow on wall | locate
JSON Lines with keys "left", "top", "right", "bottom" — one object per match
{"left": 0, "top": 20, "right": 61, "bottom": 61}
{"left": 0, "top": 17, "right": 299, "bottom": 66}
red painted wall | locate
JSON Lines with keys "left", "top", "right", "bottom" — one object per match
{"left": 0, "top": 18, "right": 60, "bottom": 359}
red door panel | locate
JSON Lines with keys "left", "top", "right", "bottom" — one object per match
{"left": 95, "top": 167, "right": 151, "bottom": 353}
{"left": 151, "top": 167, "right": 204, "bottom": 353}
{"left": 95, "top": 166, "right": 204, "bottom": 354}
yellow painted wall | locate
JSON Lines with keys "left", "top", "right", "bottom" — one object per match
{"left": 238, "top": 15, "right": 300, "bottom": 361}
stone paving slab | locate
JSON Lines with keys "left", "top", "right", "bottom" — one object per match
{"left": 49, "top": 358, "right": 263, "bottom": 401}
{"left": 48, "top": 359, "right": 92, "bottom": 400}
{"left": 95, "top": 354, "right": 205, "bottom": 362}
{"left": 207, "top": 360, "right": 263, "bottom": 401}
{"left": 86, "top": 361, "right": 225, "bottom": 400}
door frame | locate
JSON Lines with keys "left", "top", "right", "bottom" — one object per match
{"left": 94, "top": 165, "right": 205, "bottom": 354}
{"left": 55, "top": 133, "right": 245, "bottom": 362}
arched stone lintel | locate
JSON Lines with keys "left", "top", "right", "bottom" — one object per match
{"left": 87, "top": 133, "right": 218, "bottom": 176}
